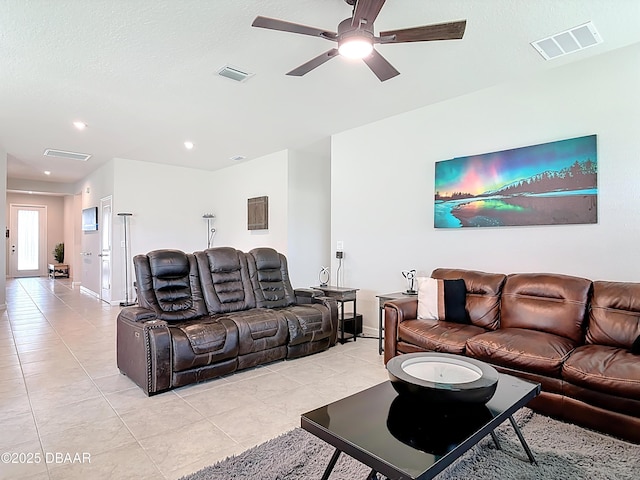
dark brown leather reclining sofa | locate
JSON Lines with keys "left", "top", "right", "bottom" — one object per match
{"left": 384, "top": 268, "right": 640, "bottom": 443}
{"left": 117, "top": 247, "right": 338, "bottom": 395}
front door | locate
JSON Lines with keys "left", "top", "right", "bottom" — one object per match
{"left": 9, "top": 204, "right": 47, "bottom": 277}
{"left": 100, "top": 196, "right": 113, "bottom": 303}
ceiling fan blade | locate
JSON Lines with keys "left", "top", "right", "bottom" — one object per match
{"left": 352, "top": 0, "right": 387, "bottom": 27}
{"left": 380, "top": 20, "right": 467, "bottom": 43}
{"left": 287, "top": 49, "right": 339, "bottom": 77}
{"left": 362, "top": 49, "right": 399, "bottom": 82}
{"left": 252, "top": 16, "right": 337, "bottom": 40}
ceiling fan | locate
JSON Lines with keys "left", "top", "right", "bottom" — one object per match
{"left": 252, "top": 0, "right": 466, "bottom": 82}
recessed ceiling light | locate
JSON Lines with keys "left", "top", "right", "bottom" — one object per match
{"left": 73, "top": 121, "right": 87, "bottom": 130}
{"left": 44, "top": 171, "right": 51, "bottom": 175}
{"left": 184, "top": 141, "right": 194, "bottom": 150}
{"left": 230, "top": 155, "right": 246, "bottom": 161}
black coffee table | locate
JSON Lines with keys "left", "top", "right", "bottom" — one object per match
{"left": 301, "top": 373, "right": 540, "bottom": 480}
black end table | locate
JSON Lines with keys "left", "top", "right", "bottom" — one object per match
{"left": 312, "top": 286, "right": 360, "bottom": 344}
{"left": 376, "top": 292, "right": 416, "bottom": 354}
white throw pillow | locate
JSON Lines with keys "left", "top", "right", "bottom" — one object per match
{"left": 417, "top": 276, "right": 470, "bottom": 323}
{"left": 417, "top": 277, "right": 443, "bottom": 320}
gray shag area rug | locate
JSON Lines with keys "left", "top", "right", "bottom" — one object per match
{"left": 181, "top": 409, "right": 639, "bottom": 480}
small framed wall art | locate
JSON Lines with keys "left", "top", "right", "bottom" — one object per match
{"left": 248, "top": 196, "right": 269, "bottom": 230}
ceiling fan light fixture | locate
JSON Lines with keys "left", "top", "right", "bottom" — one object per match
{"left": 338, "top": 36, "right": 373, "bottom": 59}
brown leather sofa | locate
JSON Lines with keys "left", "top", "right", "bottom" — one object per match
{"left": 117, "top": 247, "right": 338, "bottom": 395}
{"left": 384, "top": 268, "right": 640, "bottom": 443}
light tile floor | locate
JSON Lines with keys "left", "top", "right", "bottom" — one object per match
{"left": 0, "top": 277, "right": 388, "bottom": 480}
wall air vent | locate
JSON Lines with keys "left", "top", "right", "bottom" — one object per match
{"left": 217, "top": 65, "right": 254, "bottom": 83}
{"left": 43, "top": 149, "right": 92, "bottom": 161}
{"left": 531, "top": 22, "right": 602, "bottom": 60}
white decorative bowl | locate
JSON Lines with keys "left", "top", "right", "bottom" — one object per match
{"left": 387, "top": 352, "right": 499, "bottom": 403}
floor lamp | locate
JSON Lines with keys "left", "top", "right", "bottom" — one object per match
{"left": 118, "top": 212, "right": 135, "bottom": 307}
{"left": 203, "top": 213, "right": 216, "bottom": 248}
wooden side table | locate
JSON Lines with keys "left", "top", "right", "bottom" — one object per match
{"left": 312, "top": 286, "right": 360, "bottom": 344}
{"left": 48, "top": 263, "right": 69, "bottom": 279}
{"left": 376, "top": 292, "right": 416, "bottom": 355}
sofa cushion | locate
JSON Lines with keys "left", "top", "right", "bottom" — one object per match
{"left": 563, "top": 345, "right": 640, "bottom": 398}
{"left": 417, "top": 277, "right": 469, "bottom": 324}
{"left": 224, "top": 309, "right": 288, "bottom": 355}
{"left": 176, "top": 320, "right": 229, "bottom": 354}
{"left": 196, "top": 248, "right": 256, "bottom": 314}
{"left": 246, "top": 248, "right": 297, "bottom": 309}
{"left": 170, "top": 318, "right": 239, "bottom": 371}
{"left": 500, "top": 273, "right": 591, "bottom": 343}
{"left": 134, "top": 250, "right": 208, "bottom": 321}
{"left": 279, "top": 304, "right": 332, "bottom": 346}
{"left": 398, "top": 318, "right": 487, "bottom": 354}
{"left": 466, "top": 328, "right": 577, "bottom": 378}
{"left": 431, "top": 268, "right": 506, "bottom": 330}
{"left": 587, "top": 281, "right": 640, "bottom": 350}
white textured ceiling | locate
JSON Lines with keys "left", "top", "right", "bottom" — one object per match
{"left": 1, "top": 0, "right": 639, "bottom": 188}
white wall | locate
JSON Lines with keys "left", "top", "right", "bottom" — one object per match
{"left": 111, "top": 149, "right": 329, "bottom": 295}
{"left": 288, "top": 140, "right": 332, "bottom": 288}
{"left": 210, "top": 150, "right": 289, "bottom": 255}
{"left": 79, "top": 153, "right": 289, "bottom": 302}
{"left": 0, "top": 148, "right": 6, "bottom": 309}
{"left": 77, "top": 161, "right": 114, "bottom": 296}
{"left": 111, "top": 157, "right": 213, "bottom": 302}
{"left": 331, "top": 43, "right": 640, "bottom": 333}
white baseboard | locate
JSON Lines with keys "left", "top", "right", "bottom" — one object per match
{"left": 362, "top": 325, "right": 380, "bottom": 337}
{"left": 80, "top": 286, "right": 99, "bottom": 299}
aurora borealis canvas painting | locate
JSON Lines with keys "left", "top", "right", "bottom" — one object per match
{"left": 434, "top": 135, "right": 597, "bottom": 228}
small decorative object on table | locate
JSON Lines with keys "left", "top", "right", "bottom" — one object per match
{"left": 402, "top": 269, "right": 417, "bottom": 295}
{"left": 318, "top": 266, "right": 330, "bottom": 287}
{"left": 49, "top": 243, "right": 68, "bottom": 279}
{"left": 387, "top": 352, "right": 499, "bottom": 403}
{"left": 53, "top": 243, "right": 64, "bottom": 263}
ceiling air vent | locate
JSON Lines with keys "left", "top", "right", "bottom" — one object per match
{"left": 217, "top": 65, "right": 254, "bottom": 83}
{"left": 531, "top": 22, "right": 602, "bottom": 60}
{"left": 43, "top": 149, "right": 92, "bottom": 161}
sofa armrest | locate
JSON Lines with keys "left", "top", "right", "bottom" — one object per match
{"left": 385, "top": 297, "right": 418, "bottom": 320}
{"left": 118, "top": 306, "right": 157, "bottom": 323}
{"left": 292, "top": 289, "right": 339, "bottom": 344}
{"left": 313, "top": 296, "right": 339, "bottom": 346}
{"left": 117, "top": 312, "right": 171, "bottom": 395}
{"left": 294, "top": 288, "right": 322, "bottom": 304}
{"left": 384, "top": 297, "right": 418, "bottom": 364}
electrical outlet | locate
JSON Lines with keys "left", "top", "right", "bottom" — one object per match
{"left": 336, "top": 240, "right": 344, "bottom": 251}
{"left": 121, "top": 241, "right": 125, "bottom": 248}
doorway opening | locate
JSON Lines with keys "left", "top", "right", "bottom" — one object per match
{"left": 9, "top": 204, "right": 47, "bottom": 277}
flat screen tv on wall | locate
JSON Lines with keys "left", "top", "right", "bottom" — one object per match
{"left": 82, "top": 207, "right": 98, "bottom": 231}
